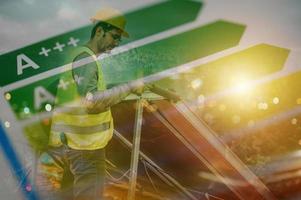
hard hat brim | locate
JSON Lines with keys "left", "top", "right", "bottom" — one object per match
{"left": 90, "top": 18, "right": 129, "bottom": 38}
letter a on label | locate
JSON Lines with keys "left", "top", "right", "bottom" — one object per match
{"left": 17, "top": 54, "right": 40, "bottom": 75}
{"left": 34, "top": 86, "right": 55, "bottom": 110}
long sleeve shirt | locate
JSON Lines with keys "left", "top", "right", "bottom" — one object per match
{"left": 72, "top": 52, "right": 134, "bottom": 113}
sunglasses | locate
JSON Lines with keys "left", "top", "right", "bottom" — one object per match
{"left": 109, "top": 31, "right": 121, "bottom": 41}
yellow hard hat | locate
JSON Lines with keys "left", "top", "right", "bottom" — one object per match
{"left": 90, "top": 7, "right": 129, "bottom": 38}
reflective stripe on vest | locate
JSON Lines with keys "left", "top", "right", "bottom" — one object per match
{"left": 49, "top": 46, "right": 113, "bottom": 150}
{"left": 51, "top": 121, "right": 110, "bottom": 134}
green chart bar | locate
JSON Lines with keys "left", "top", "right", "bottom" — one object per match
{"left": 0, "top": 0, "right": 202, "bottom": 87}
{"left": 103, "top": 20, "right": 246, "bottom": 86}
{"left": 156, "top": 44, "right": 289, "bottom": 97}
{"left": 160, "top": 44, "right": 290, "bottom": 133}
{"left": 209, "top": 68, "right": 301, "bottom": 133}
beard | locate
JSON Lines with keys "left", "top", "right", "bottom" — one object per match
{"left": 104, "top": 44, "right": 116, "bottom": 53}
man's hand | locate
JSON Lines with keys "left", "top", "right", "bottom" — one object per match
{"left": 132, "top": 87, "right": 144, "bottom": 95}
{"left": 131, "top": 80, "right": 145, "bottom": 95}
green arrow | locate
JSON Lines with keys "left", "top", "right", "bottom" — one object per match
{"left": 156, "top": 44, "right": 289, "bottom": 99}
{"left": 7, "top": 20, "right": 245, "bottom": 119}
{"left": 102, "top": 20, "right": 246, "bottom": 86}
{"left": 172, "top": 44, "right": 290, "bottom": 133}
{"left": 123, "top": 0, "right": 202, "bottom": 44}
{"left": 0, "top": 0, "right": 202, "bottom": 87}
{"left": 211, "top": 69, "right": 301, "bottom": 132}
{"left": 221, "top": 71, "right": 301, "bottom": 160}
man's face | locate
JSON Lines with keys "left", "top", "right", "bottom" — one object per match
{"left": 97, "top": 28, "right": 122, "bottom": 53}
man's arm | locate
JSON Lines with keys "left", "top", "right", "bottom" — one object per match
{"left": 73, "top": 53, "right": 98, "bottom": 96}
{"left": 73, "top": 53, "right": 134, "bottom": 113}
{"left": 85, "top": 83, "right": 135, "bottom": 113}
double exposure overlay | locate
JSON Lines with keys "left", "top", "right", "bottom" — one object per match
{"left": 1, "top": 1, "right": 301, "bottom": 200}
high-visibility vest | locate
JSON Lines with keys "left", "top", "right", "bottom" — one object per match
{"left": 49, "top": 47, "right": 114, "bottom": 150}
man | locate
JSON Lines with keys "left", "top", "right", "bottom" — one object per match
{"left": 41, "top": 8, "right": 141, "bottom": 200}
